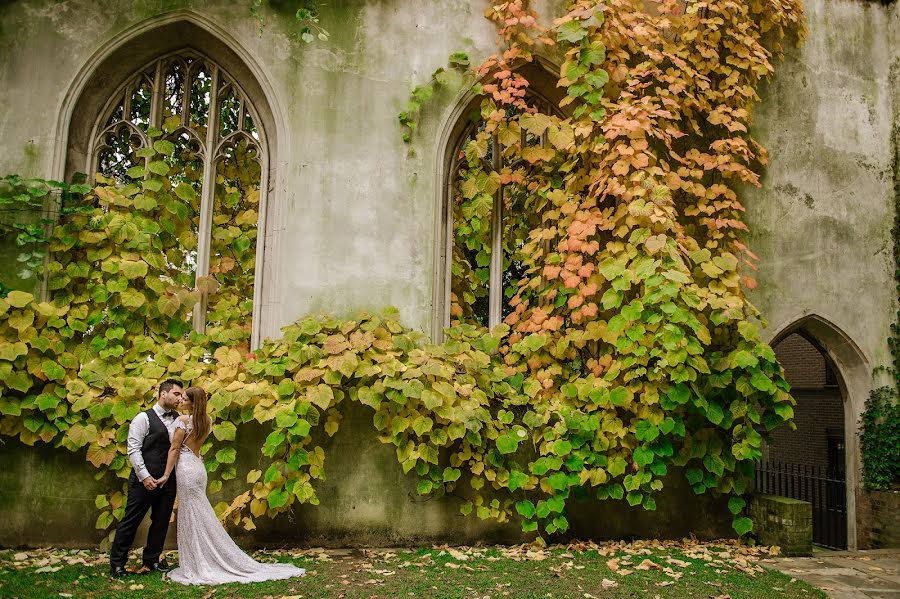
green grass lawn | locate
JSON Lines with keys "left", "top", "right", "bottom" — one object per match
{"left": 0, "top": 542, "right": 826, "bottom": 599}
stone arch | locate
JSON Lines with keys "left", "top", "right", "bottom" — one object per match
{"left": 766, "top": 313, "right": 872, "bottom": 550}
{"left": 50, "top": 10, "right": 289, "bottom": 349}
{"left": 430, "top": 56, "right": 566, "bottom": 340}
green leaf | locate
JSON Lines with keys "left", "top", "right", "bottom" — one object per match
{"left": 621, "top": 301, "right": 643, "bottom": 321}
{"left": 215, "top": 447, "right": 236, "bottom": 464}
{"left": 703, "top": 454, "right": 725, "bottom": 477}
{"left": 633, "top": 446, "right": 654, "bottom": 467}
{"left": 515, "top": 499, "right": 535, "bottom": 519}
{"left": 508, "top": 469, "right": 529, "bottom": 491}
{"left": 496, "top": 432, "right": 521, "bottom": 454}
{"left": 148, "top": 161, "right": 169, "bottom": 176}
{"left": 263, "top": 431, "right": 286, "bottom": 456}
{"left": 728, "top": 496, "right": 746, "bottom": 515}
{"left": 267, "top": 488, "right": 289, "bottom": 509}
{"left": 277, "top": 379, "right": 296, "bottom": 397}
{"left": 5, "top": 290, "right": 34, "bottom": 308}
{"left": 750, "top": 371, "right": 774, "bottom": 392}
{"left": 413, "top": 416, "right": 433, "bottom": 436}
{"left": 774, "top": 402, "right": 794, "bottom": 420}
{"left": 609, "top": 387, "right": 628, "bottom": 406}
{"left": 153, "top": 140, "right": 175, "bottom": 155}
{"left": 41, "top": 360, "right": 66, "bottom": 382}
{"left": 125, "top": 165, "right": 145, "bottom": 179}
{"left": 290, "top": 419, "right": 312, "bottom": 438}
{"left": 417, "top": 480, "right": 433, "bottom": 495}
{"left": 443, "top": 467, "right": 461, "bottom": 482}
{"left": 733, "top": 516, "right": 753, "bottom": 536}
{"left": 706, "top": 401, "right": 724, "bottom": 425}
{"left": 553, "top": 439, "right": 572, "bottom": 456}
{"left": 35, "top": 393, "right": 61, "bottom": 411}
{"left": 685, "top": 466, "right": 704, "bottom": 485}
{"left": 548, "top": 471, "right": 570, "bottom": 491}
{"left": 557, "top": 19, "right": 587, "bottom": 43}
{"left": 635, "top": 420, "right": 659, "bottom": 443}
{"left": 174, "top": 182, "right": 197, "bottom": 201}
{"left": 213, "top": 421, "right": 236, "bottom": 442}
{"left": 523, "top": 334, "right": 547, "bottom": 352}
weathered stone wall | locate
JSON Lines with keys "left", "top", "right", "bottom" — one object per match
{"left": 0, "top": 0, "right": 897, "bottom": 547}
{"left": 743, "top": 0, "right": 899, "bottom": 549}
{"left": 857, "top": 489, "right": 900, "bottom": 549}
{"left": 749, "top": 494, "right": 813, "bottom": 557}
{"left": 0, "top": 406, "right": 732, "bottom": 549}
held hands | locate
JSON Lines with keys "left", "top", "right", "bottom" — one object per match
{"left": 141, "top": 475, "right": 169, "bottom": 490}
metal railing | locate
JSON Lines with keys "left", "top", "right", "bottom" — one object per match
{"left": 754, "top": 460, "right": 847, "bottom": 550}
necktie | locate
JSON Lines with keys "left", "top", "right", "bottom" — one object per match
{"left": 163, "top": 410, "right": 177, "bottom": 419}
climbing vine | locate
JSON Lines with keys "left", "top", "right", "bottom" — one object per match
{"left": 399, "top": 52, "right": 472, "bottom": 143}
{"left": 1, "top": 0, "right": 805, "bottom": 542}
{"left": 860, "top": 387, "right": 900, "bottom": 490}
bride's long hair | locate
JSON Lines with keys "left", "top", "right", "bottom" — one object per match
{"left": 185, "top": 386, "right": 211, "bottom": 443}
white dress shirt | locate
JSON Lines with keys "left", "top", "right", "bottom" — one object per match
{"left": 126, "top": 403, "right": 179, "bottom": 481}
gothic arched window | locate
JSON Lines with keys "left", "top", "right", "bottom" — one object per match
{"left": 436, "top": 72, "right": 566, "bottom": 336}
{"left": 87, "top": 49, "right": 266, "bottom": 337}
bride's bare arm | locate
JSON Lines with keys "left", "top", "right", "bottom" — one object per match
{"left": 158, "top": 419, "right": 188, "bottom": 485}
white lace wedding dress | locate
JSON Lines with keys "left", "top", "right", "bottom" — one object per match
{"left": 168, "top": 417, "right": 306, "bottom": 585}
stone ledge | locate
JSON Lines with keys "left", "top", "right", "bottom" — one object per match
{"left": 750, "top": 494, "right": 813, "bottom": 557}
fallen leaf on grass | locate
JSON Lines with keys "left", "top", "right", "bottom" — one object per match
{"left": 636, "top": 559, "right": 661, "bottom": 571}
{"left": 601, "top": 578, "right": 619, "bottom": 588}
{"left": 128, "top": 584, "right": 144, "bottom": 590}
{"left": 447, "top": 548, "right": 470, "bottom": 561}
{"left": 665, "top": 557, "right": 691, "bottom": 568}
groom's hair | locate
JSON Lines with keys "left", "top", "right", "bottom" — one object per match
{"left": 158, "top": 378, "right": 184, "bottom": 397}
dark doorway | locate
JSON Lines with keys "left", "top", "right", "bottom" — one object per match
{"left": 755, "top": 332, "right": 848, "bottom": 549}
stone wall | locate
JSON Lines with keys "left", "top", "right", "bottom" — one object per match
{"left": 749, "top": 494, "right": 813, "bottom": 557}
{"left": 0, "top": 404, "right": 733, "bottom": 548}
{"left": 857, "top": 489, "right": 900, "bottom": 549}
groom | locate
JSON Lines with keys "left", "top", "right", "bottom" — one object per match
{"left": 109, "top": 379, "right": 184, "bottom": 578}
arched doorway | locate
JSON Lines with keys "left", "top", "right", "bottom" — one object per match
{"left": 758, "top": 314, "right": 870, "bottom": 550}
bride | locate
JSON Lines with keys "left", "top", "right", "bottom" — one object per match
{"left": 156, "top": 386, "right": 305, "bottom": 585}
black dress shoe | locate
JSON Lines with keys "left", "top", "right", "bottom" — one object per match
{"left": 143, "top": 560, "right": 172, "bottom": 573}
{"left": 110, "top": 565, "right": 128, "bottom": 578}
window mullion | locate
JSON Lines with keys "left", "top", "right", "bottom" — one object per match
{"left": 193, "top": 66, "right": 221, "bottom": 334}
{"left": 442, "top": 155, "right": 458, "bottom": 333}
{"left": 149, "top": 61, "right": 164, "bottom": 130}
{"left": 489, "top": 132, "right": 503, "bottom": 329}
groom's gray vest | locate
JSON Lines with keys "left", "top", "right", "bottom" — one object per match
{"left": 139, "top": 409, "right": 173, "bottom": 480}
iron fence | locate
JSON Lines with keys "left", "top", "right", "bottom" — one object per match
{"left": 754, "top": 460, "right": 847, "bottom": 550}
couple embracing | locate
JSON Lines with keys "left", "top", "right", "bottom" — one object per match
{"left": 109, "top": 379, "right": 305, "bottom": 586}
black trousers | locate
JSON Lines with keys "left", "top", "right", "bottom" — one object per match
{"left": 109, "top": 472, "right": 177, "bottom": 568}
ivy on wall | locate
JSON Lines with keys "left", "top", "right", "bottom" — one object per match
{"left": 859, "top": 387, "right": 899, "bottom": 490}
{"left": 0, "top": 0, "right": 806, "bottom": 542}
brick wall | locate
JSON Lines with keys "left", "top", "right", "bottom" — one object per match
{"left": 774, "top": 333, "right": 830, "bottom": 389}
{"left": 857, "top": 490, "right": 900, "bottom": 549}
{"left": 749, "top": 494, "right": 813, "bottom": 556}
{"left": 765, "top": 334, "right": 845, "bottom": 471}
